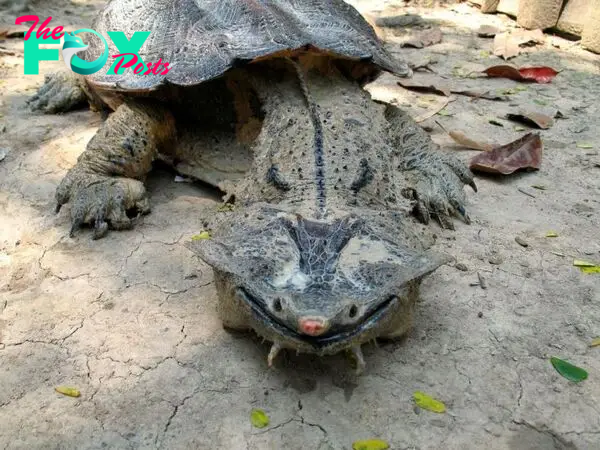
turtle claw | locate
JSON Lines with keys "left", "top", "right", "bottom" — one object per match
{"left": 267, "top": 342, "right": 283, "bottom": 367}
{"left": 350, "top": 346, "right": 366, "bottom": 375}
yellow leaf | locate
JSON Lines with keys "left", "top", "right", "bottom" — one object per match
{"left": 590, "top": 337, "right": 600, "bottom": 348}
{"left": 352, "top": 439, "right": 390, "bottom": 450}
{"left": 413, "top": 391, "right": 446, "bottom": 413}
{"left": 581, "top": 266, "right": 600, "bottom": 274}
{"left": 55, "top": 386, "right": 80, "bottom": 397}
{"left": 576, "top": 142, "right": 593, "bottom": 149}
{"left": 250, "top": 409, "right": 269, "bottom": 429}
{"left": 191, "top": 231, "right": 211, "bottom": 241}
{"left": 545, "top": 232, "right": 558, "bottom": 237}
{"left": 574, "top": 260, "right": 596, "bottom": 267}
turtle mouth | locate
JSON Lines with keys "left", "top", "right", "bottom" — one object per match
{"left": 237, "top": 288, "right": 397, "bottom": 350}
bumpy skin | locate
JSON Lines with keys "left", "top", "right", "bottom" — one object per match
{"left": 32, "top": 58, "right": 474, "bottom": 370}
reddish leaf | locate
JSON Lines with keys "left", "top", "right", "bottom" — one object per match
{"left": 483, "top": 65, "right": 558, "bottom": 83}
{"left": 470, "top": 132, "right": 542, "bottom": 175}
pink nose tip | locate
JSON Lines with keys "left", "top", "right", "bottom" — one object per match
{"left": 298, "top": 318, "right": 328, "bottom": 336}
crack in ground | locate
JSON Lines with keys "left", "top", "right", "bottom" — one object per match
{"left": 512, "top": 419, "right": 578, "bottom": 449}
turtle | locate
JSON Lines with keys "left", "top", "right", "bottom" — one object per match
{"left": 29, "top": 0, "right": 477, "bottom": 372}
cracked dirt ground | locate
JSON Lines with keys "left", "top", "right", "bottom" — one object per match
{"left": 1, "top": 1, "right": 599, "bottom": 449}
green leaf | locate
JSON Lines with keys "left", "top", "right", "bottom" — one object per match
{"left": 55, "top": 386, "right": 81, "bottom": 397}
{"left": 576, "top": 142, "right": 593, "bottom": 149}
{"left": 545, "top": 231, "right": 558, "bottom": 237}
{"left": 413, "top": 391, "right": 446, "bottom": 413}
{"left": 550, "top": 357, "right": 588, "bottom": 382}
{"left": 250, "top": 409, "right": 270, "bottom": 428}
{"left": 352, "top": 439, "right": 390, "bottom": 450}
{"left": 191, "top": 231, "right": 211, "bottom": 241}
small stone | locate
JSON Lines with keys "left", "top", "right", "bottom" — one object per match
{"left": 477, "top": 272, "right": 488, "bottom": 289}
{"left": 488, "top": 255, "right": 503, "bottom": 265}
{"left": 478, "top": 311, "right": 483, "bottom": 318}
{"left": 0, "top": 148, "right": 7, "bottom": 162}
{"left": 455, "top": 262, "right": 468, "bottom": 271}
{"left": 515, "top": 237, "right": 528, "bottom": 247}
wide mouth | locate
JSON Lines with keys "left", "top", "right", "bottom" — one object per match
{"left": 237, "top": 288, "right": 397, "bottom": 350}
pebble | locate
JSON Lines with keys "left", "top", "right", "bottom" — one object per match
{"left": 488, "top": 255, "right": 503, "bottom": 265}
{"left": 455, "top": 262, "right": 468, "bottom": 271}
{"left": 515, "top": 237, "right": 528, "bottom": 247}
{"left": 0, "top": 148, "right": 7, "bottom": 162}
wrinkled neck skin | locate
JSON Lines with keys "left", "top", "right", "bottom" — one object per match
{"left": 192, "top": 59, "right": 448, "bottom": 368}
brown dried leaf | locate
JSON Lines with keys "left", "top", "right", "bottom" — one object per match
{"left": 397, "top": 78, "right": 451, "bottom": 97}
{"left": 449, "top": 131, "right": 494, "bottom": 151}
{"left": 402, "top": 28, "right": 443, "bottom": 49}
{"left": 506, "top": 112, "right": 554, "bottom": 129}
{"left": 493, "top": 30, "right": 544, "bottom": 59}
{"left": 469, "top": 132, "right": 542, "bottom": 175}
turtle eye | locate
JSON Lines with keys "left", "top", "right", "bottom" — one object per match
{"left": 349, "top": 305, "right": 358, "bottom": 318}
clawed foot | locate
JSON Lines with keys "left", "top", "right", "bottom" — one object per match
{"left": 403, "top": 152, "right": 477, "bottom": 230}
{"left": 56, "top": 170, "right": 150, "bottom": 239}
{"left": 28, "top": 72, "right": 87, "bottom": 114}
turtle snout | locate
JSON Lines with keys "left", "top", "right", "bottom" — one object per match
{"left": 298, "top": 317, "right": 329, "bottom": 336}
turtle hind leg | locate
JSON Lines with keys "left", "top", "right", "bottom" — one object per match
{"left": 28, "top": 71, "right": 87, "bottom": 114}
{"left": 57, "top": 100, "right": 176, "bottom": 239}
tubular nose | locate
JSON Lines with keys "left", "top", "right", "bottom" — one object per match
{"left": 298, "top": 317, "right": 329, "bottom": 336}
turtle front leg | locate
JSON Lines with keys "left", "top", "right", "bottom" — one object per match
{"left": 56, "top": 101, "right": 175, "bottom": 239}
{"left": 385, "top": 104, "right": 476, "bottom": 229}
{"left": 28, "top": 71, "right": 88, "bottom": 114}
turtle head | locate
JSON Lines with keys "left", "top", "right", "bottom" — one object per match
{"left": 187, "top": 204, "right": 449, "bottom": 363}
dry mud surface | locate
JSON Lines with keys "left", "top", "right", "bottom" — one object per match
{"left": 1, "top": 1, "right": 599, "bottom": 449}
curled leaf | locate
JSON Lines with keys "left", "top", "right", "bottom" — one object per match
{"left": 250, "top": 409, "right": 270, "bottom": 428}
{"left": 413, "top": 391, "right": 446, "bottom": 413}
{"left": 483, "top": 65, "right": 558, "bottom": 83}
{"left": 191, "top": 231, "right": 211, "bottom": 241}
{"left": 55, "top": 386, "right": 81, "bottom": 397}
{"left": 352, "top": 439, "right": 390, "bottom": 450}
{"left": 574, "top": 260, "right": 600, "bottom": 274}
{"left": 449, "top": 131, "right": 493, "bottom": 151}
{"left": 506, "top": 112, "right": 554, "bottom": 129}
{"left": 469, "top": 132, "right": 542, "bottom": 175}
{"left": 550, "top": 357, "right": 588, "bottom": 382}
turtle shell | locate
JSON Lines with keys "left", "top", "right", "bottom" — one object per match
{"left": 84, "top": 0, "right": 410, "bottom": 91}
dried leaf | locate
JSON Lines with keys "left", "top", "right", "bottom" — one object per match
{"left": 550, "top": 357, "right": 588, "bottom": 382}
{"left": 250, "top": 409, "right": 270, "bottom": 428}
{"left": 55, "top": 386, "right": 81, "bottom": 397}
{"left": 402, "top": 28, "right": 442, "bottom": 48}
{"left": 576, "top": 142, "right": 593, "bottom": 149}
{"left": 352, "top": 439, "right": 390, "bottom": 450}
{"left": 414, "top": 97, "right": 453, "bottom": 123}
{"left": 506, "top": 112, "right": 553, "bottom": 129}
{"left": 414, "top": 391, "right": 446, "bottom": 413}
{"left": 191, "top": 231, "right": 211, "bottom": 241}
{"left": 545, "top": 231, "right": 558, "bottom": 237}
{"left": 469, "top": 132, "right": 542, "bottom": 175}
{"left": 483, "top": 65, "right": 558, "bottom": 83}
{"left": 449, "top": 131, "right": 494, "bottom": 151}
{"left": 488, "top": 119, "right": 504, "bottom": 127}
{"left": 531, "top": 184, "right": 546, "bottom": 190}
{"left": 590, "top": 338, "right": 600, "bottom": 348}
{"left": 493, "top": 29, "right": 544, "bottom": 59}
{"left": 397, "top": 78, "right": 451, "bottom": 97}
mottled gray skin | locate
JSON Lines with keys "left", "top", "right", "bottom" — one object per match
{"left": 28, "top": 0, "right": 476, "bottom": 371}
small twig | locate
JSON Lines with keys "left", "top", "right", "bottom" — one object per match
{"left": 517, "top": 187, "right": 536, "bottom": 198}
